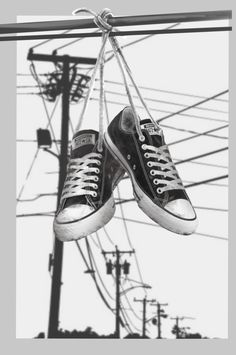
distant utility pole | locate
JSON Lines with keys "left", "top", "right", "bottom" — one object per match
{"left": 103, "top": 245, "right": 135, "bottom": 338}
{"left": 151, "top": 301, "right": 168, "bottom": 339}
{"left": 170, "top": 316, "right": 195, "bottom": 339}
{"left": 27, "top": 50, "right": 96, "bottom": 338}
{"left": 134, "top": 296, "right": 155, "bottom": 338}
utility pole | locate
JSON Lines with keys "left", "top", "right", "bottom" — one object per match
{"left": 103, "top": 246, "right": 134, "bottom": 338}
{"left": 134, "top": 296, "right": 155, "bottom": 338}
{"left": 28, "top": 50, "right": 96, "bottom": 338}
{"left": 151, "top": 301, "right": 168, "bottom": 339}
{"left": 170, "top": 316, "right": 195, "bottom": 339}
{"left": 170, "top": 316, "right": 183, "bottom": 339}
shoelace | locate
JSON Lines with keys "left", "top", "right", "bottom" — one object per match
{"left": 61, "top": 152, "right": 102, "bottom": 200}
{"left": 72, "top": 8, "right": 161, "bottom": 148}
{"left": 141, "top": 144, "right": 184, "bottom": 194}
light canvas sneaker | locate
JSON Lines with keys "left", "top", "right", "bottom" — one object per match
{"left": 54, "top": 129, "right": 125, "bottom": 241}
{"left": 104, "top": 107, "right": 198, "bottom": 235}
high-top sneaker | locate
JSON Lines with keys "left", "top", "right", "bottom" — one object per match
{"left": 53, "top": 129, "right": 125, "bottom": 241}
{"left": 104, "top": 107, "right": 198, "bottom": 235}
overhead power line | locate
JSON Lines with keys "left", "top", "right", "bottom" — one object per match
{"left": 102, "top": 79, "right": 228, "bottom": 103}
{"left": 175, "top": 147, "right": 228, "bottom": 165}
{"left": 115, "top": 175, "right": 228, "bottom": 205}
{"left": 95, "top": 88, "right": 228, "bottom": 114}
{"left": 16, "top": 96, "right": 60, "bottom": 203}
{"left": 91, "top": 97, "right": 228, "bottom": 124}
{"left": 185, "top": 174, "right": 228, "bottom": 188}
{"left": 157, "top": 90, "right": 229, "bottom": 123}
{"left": 1, "top": 11, "right": 231, "bottom": 34}
{"left": 0, "top": 26, "right": 232, "bottom": 42}
{"left": 113, "top": 217, "right": 228, "bottom": 241}
{"left": 168, "top": 124, "right": 228, "bottom": 146}
{"left": 30, "top": 29, "right": 71, "bottom": 50}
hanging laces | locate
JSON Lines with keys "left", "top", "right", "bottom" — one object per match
{"left": 72, "top": 8, "right": 162, "bottom": 143}
{"left": 108, "top": 35, "right": 161, "bottom": 141}
{"left": 72, "top": 8, "right": 113, "bottom": 152}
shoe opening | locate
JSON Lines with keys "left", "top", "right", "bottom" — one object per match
{"left": 121, "top": 107, "right": 136, "bottom": 133}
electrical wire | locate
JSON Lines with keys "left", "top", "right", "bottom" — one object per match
{"left": 30, "top": 62, "right": 60, "bottom": 154}
{"left": 115, "top": 200, "right": 228, "bottom": 212}
{"left": 87, "top": 232, "right": 137, "bottom": 332}
{"left": 117, "top": 186, "right": 148, "bottom": 297}
{"left": 185, "top": 174, "right": 228, "bottom": 188}
{"left": 75, "top": 240, "right": 132, "bottom": 335}
{"left": 157, "top": 90, "right": 229, "bottom": 123}
{"left": 94, "top": 230, "right": 145, "bottom": 332}
{"left": 53, "top": 29, "right": 100, "bottom": 52}
{"left": 30, "top": 29, "right": 72, "bottom": 50}
{"left": 113, "top": 217, "right": 228, "bottom": 241}
{"left": 174, "top": 158, "right": 227, "bottom": 169}
{"left": 175, "top": 147, "right": 228, "bottom": 166}
{"left": 105, "top": 94, "right": 148, "bottom": 297}
{"left": 168, "top": 124, "right": 228, "bottom": 146}
{"left": 90, "top": 97, "right": 228, "bottom": 124}
{"left": 105, "top": 22, "right": 180, "bottom": 64}
{"left": 95, "top": 88, "right": 228, "bottom": 114}
{"left": 17, "top": 192, "right": 57, "bottom": 202}
{"left": 1, "top": 26, "right": 231, "bottom": 42}
{"left": 103, "top": 79, "right": 228, "bottom": 102}
{"left": 16, "top": 95, "right": 60, "bottom": 203}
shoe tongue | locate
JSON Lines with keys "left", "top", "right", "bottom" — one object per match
{"left": 140, "top": 119, "right": 165, "bottom": 147}
{"left": 71, "top": 129, "right": 98, "bottom": 158}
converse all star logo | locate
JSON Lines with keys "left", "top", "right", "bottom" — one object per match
{"left": 72, "top": 133, "right": 96, "bottom": 150}
{"left": 141, "top": 123, "right": 159, "bottom": 135}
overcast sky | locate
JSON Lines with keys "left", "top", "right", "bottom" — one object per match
{"left": 16, "top": 16, "right": 228, "bottom": 339}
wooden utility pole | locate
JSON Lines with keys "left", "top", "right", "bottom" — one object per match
{"left": 151, "top": 301, "right": 168, "bottom": 339}
{"left": 103, "top": 246, "right": 134, "bottom": 338}
{"left": 28, "top": 50, "right": 96, "bottom": 338}
{"left": 134, "top": 296, "right": 155, "bottom": 337}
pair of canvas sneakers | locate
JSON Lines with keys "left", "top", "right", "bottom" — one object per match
{"left": 53, "top": 107, "right": 198, "bottom": 241}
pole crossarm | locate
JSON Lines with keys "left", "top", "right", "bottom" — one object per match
{"left": 27, "top": 50, "right": 97, "bottom": 65}
{"left": 0, "top": 10, "right": 231, "bottom": 35}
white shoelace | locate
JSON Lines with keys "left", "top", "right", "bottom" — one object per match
{"left": 142, "top": 144, "right": 184, "bottom": 194}
{"left": 61, "top": 152, "right": 102, "bottom": 200}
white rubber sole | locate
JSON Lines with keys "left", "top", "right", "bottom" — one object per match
{"left": 104, "top": 132, "right": 198, "bottom": 235}
{"left": 53, "top": 196, "right": 115, "bottom": 242}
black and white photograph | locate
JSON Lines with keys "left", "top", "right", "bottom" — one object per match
{"left": 11, "top": 7, "right": 230, "bottom": 339}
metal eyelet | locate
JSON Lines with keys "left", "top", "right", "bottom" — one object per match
{"left": 147, "top": 162, "right": 152, "bottom": 167}
{"left": 127, "top": 154, "right": 131, "bottom": 160}
{"left": 92, "top": 192, "right": 97, "bottom": 197}
{"left": 141, "top": 144, "right": 146, "bottom": 150}
{"left": 144, "top": 153, "right": 149, "bottom": 158}
{"left": 150, "top": 170, "right": 155, "bottom": 176}
{"left": 157, "top": 188, "right": 163, "bottom": 194}
{"left": 94, "top": 176, "right": 99, "bottom": 182}
{"left": 132, "top": 164, "right": 136, "bottom": 170}
{"left": 94, "top": 184, "right": 98, "bottom": 190}
{"left": 153, "top": 179, "right": 158, "bottom": 185}
{"left": 97, "top": 161, "right": 101, "bottom": 166}
{"left": 139, "top": 135, "right": 145, "bottom": 142}
{"left": 95, "top": 168, "right": 100, "bottom": 174}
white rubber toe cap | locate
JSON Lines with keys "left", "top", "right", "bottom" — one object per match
{"left": 56, "top": 204, "right": 94, "bottom": 223}
{"left": 165, "top": 199, "right": 196, "bottom": 220}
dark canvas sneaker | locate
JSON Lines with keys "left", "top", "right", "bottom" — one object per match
{"left": 104, "top": 107, "right": 198, "bottom": 235}
{"left": 53, "top": 129, "right": 125, "bottom": 241}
